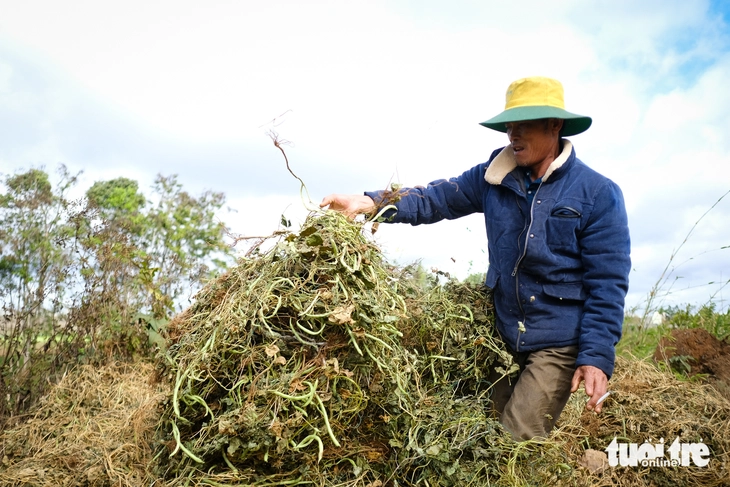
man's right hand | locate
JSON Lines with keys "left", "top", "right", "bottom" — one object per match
{"left": 319, "top": 194, "right": 376, "bottom": 219}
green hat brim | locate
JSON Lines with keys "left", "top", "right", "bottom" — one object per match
{"left": 480, "top": 106, "right": 592, "bottom": 137}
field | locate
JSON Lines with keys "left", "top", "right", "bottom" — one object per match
{"left": 1, "top": 211, "right": 729, "bottom": 486}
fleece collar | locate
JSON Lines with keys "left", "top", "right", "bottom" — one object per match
{"left": 485, "top": 139, "right": 573, "bottom": 185}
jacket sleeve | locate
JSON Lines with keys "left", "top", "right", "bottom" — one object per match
{"left": 364, "top": 163, "right": 489, "bottom": 225}
{"left": 575, "top": 180, "right": 631, "bottom": 378}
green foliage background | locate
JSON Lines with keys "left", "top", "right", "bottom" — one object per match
{"left": 0, "top": 165, "right": 233, "bottom": 419}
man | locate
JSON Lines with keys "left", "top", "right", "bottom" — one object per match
{"left": 320, "top": 76, "right": 631, "bottom": 440}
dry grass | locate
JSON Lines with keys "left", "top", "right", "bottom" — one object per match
{"left": 557, "top": 356, "right": 730, "bottom": 486}
{"left": 0, "top": 361, "right": 168, "bottom": 487}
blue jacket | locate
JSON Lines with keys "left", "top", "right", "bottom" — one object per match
{"left": 366, "top": 140, "right": 631, "bottom": 377}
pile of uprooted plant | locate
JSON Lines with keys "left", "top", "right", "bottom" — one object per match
{"left": 153, "top": 209, "right": 529, "bottom": 485}
{"left": 1, "top": 210, "right": 729, "bottom": 487}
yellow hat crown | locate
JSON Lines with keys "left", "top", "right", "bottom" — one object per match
{"left": 480, "top": 76, "right": 592, "bottom": 136}
{"left": 505, "top": 77, "right": 565, "bottom": 110}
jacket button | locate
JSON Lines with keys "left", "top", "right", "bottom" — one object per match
{"left": 529, "top": 234, "right": 535, "bottom": 238}
{"left": 536, "top": 200, "right": 541, "bottom": 204}
{"left": 521, "top": 341, "right": 525, "bottom": 345}
{"left": 530, "top": 296, "right": 535, "bottom": 302}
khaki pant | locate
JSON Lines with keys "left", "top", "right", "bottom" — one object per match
{"left": 488, "top": 345, "right": 578, "bottom": 441}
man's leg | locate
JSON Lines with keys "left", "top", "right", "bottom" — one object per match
{"left": 499, "top": 345, "right": 578, "bottom": 440}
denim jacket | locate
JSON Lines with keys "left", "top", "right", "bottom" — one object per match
{"left": 366, "top": 140, "right": 631, "bottom": 377}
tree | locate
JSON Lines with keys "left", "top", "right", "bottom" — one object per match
{"left": 0, "top": 166, "right": 78, "bottom": 415}
{"left": 65, "top": 178, "right": 150, "bottom": 358}
{"left": 142, "top": 174, "right": 232, "bottom": 318}
{"left": 86, "top": 177, "right": 146, "bottom": 223}
{"left": 0, "top": 167, "right": 234, "bottom": 420}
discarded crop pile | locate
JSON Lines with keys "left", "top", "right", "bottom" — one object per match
{"left": 154, "top": 210, "right": 546, "bottom": 486}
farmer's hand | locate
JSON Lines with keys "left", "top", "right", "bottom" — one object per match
{"left": 571, "top": 365, "right": 608, "bottom": 413}
{"left": 320, "top": 194, "right": 376, "bottom": 219}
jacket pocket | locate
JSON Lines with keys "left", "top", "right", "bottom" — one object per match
{"left": 545, "top": 212, "right": 582, "bottom": 250}
{"left": 543, "top": 282, "right": 586, "bottom": 301}
{"left": 551, "top": 206, "right": 582, "bottom": 218}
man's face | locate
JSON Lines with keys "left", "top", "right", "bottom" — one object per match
{"left": 505, "top": 119, "right": 563, "bottom": 169}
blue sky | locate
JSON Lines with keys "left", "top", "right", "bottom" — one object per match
{"left": 1, "top": 0, "right": 729, "bottom": 314}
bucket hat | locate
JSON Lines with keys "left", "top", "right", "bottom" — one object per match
{"left": 480, "top": 77, "right": 592, "bottom": 136}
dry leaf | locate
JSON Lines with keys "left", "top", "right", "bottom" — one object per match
{"left": 290, "top": 379, "right": 305, "bottom": 392}
{"left": 264, "top": 344, "right": 280, "bottom": 357}
{"left": 326, "top": 357, "right": 340, "bottom": 374}
{"left": 328, "top": 304, "right": 355, "bottom": 324}
{"left": 270, "top": 420, "right": 284, "bottom": 438}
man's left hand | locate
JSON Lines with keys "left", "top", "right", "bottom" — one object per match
{"left": 570, "top": 365, "right": 608, "bottom": 413}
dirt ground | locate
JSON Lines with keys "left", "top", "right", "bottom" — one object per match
{"left": 654, "top": 328, "right": 730, "bottom": 399}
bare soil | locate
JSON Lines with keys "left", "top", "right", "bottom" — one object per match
{"left": 654, "top": 328, "right": 730, "bottom": 399}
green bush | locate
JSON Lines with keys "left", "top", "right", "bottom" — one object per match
{"left": 0, "top": 165, "right": 233, "bottom": 420}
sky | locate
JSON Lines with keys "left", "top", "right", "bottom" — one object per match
{"left": 1, "top": 0, "right": 729, "bottom": 315}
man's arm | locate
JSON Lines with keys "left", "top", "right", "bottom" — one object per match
{"left": 321, "top": 163, "right": 489, "bottom": 224}
{"left": 573, "top": 180, "right": 631, "bottom": 412}
{"left": 370, "top": 164, "right": 490, "bottom": 225}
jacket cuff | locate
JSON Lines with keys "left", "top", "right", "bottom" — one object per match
{"left": 364, "top": 190, "right": 399, "bottom": 221}
{"left": 575, "top": 354, "right": 615, "bottom": 379}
